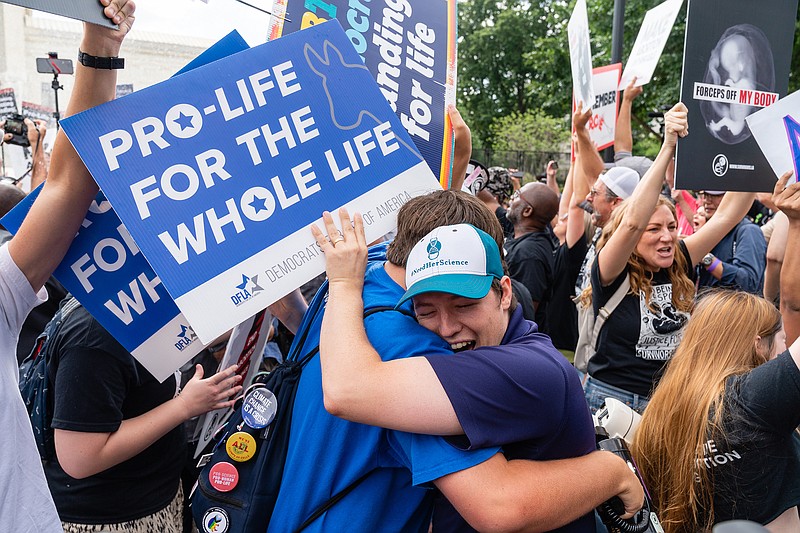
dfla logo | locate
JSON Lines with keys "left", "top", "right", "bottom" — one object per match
{"left": 230, "top": 273, "right": 263, "bottom": 307}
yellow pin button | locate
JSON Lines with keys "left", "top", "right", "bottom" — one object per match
{"left": 225, "top": 431, "right": 257, "bottom": 462}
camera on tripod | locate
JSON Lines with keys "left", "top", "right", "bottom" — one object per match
{"left": 1, "top": 113, "right": 29, "bottom": 147}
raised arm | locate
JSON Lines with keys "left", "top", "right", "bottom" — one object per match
{"left": 574, "top": 103, "right": 604, "bottom": 186}
{"left": 682, "top": 190, "right": 757, "bottom": 266}
{"left": 449, "top": 106, "right": 471, "bottom": 192}
{"left": 313, "top": 208, "right": 463, "bottom": 435}
{"left": 596, "top": 103, "right": 686, "bottom": 285}
{"left": 545, "top": 160, "right": 560, "bottom": 198}
{"left": 763, "top": 211, "right": 788, "bottom": 304}
{"left": 614, "top": 78, "right": 642, "bottom": 155}
{"left": 773, "top": 172, "right": 800, "bottom": 344}
{"left": 435, "top": 450, "right": 644, "bottom": 532}
{"left": 26, "top": 119, "right": 49, "bottom": 190}
{"left": 567, "top": 115, "right": 594, "bottom": 249}
{"left": 8, "top": 1, "right": 134, "bottom": 291}
{"left": 557, "top": 154, "right": 575, "bottom": 221}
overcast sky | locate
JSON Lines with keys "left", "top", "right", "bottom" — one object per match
{"left": 132, "top": 0, "right": 275, "bottom": 45}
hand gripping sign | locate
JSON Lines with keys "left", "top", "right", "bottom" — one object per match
{"left": 269, "top": 0, "right": 458, "bottom": 189}
{"left": 60, "top": 21, "right": 441, "bottom": 344}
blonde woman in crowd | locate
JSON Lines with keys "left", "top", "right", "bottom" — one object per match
{"left": 580, "top": 102, "right": 754, "bottom": 413}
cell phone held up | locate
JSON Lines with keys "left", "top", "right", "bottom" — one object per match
{"left": 2, "top": 114, "right": 29, "bottom": 147}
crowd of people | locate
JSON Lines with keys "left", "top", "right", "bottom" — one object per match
{"left": 1, "top": 2, "right": 799, "bottom": 533}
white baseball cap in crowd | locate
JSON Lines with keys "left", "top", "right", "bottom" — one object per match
{"left": 598, "top": 167, "right": 640, "bottom": 200}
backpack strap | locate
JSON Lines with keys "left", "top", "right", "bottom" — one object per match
{"left": 590, "top": 274, "right": 630, "bottom": 352}
{"left": 293, "top": 469, "right": 374, "bottom": 533}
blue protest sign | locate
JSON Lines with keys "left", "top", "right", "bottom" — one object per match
{"left": 60, "top": 21, "right": 440, "bottom": 343}
{"left": 176, "top": 30, "right": 250, "bottom": 76}
{"left": 1, "top": 31, "right": 251, "bottom": 381}
{"left": 269, "top": 0, "right": 458, "bottom": 188}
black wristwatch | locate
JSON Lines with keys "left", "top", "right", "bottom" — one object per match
{"left": 701, "top": 253, "right": 715, "bottom": 267}
{"left": 78, "top": 50, "right": 125, "bottom": 70}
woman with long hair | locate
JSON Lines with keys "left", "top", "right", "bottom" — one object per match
{"left": 632, "top": 171, "right": 800, "bottom": 533}
{"left": 580, "top": 103, "right": 755, "bottom": 413}
{"left": 633, "top": 291, "right": 799, "bottom": 532}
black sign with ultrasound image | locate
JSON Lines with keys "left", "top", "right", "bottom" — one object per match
{"left": 675, "top": 0, "right": 797, "bottom": 192}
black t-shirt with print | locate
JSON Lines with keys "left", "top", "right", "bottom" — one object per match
{"left": 705, "top": 351, "right": 800, "bottom": 525}
{"left": 574, "top": 228, "right": 601, "bottom": 298}
{"left": 587, "top": 241, "right": 694, "bottom": 396}
{"left": 45, "top": 303, "right": 185, "bottom": 524}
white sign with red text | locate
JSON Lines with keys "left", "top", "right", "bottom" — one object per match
{"left": 588, "top": 64, "right": 622, "bottom": 151}
{"left": 693, "top": 83, "right": 779, "bottom": 108}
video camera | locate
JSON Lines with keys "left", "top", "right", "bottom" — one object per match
{"left": 594, "top": 399, "right": 663, "bottom": 533}
{"left": 1, "top": 113, "right": 29, "bottom": 147}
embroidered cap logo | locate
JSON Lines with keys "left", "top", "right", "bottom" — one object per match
{"left": 427, "top": 237, "right": 442, "bottom": 260}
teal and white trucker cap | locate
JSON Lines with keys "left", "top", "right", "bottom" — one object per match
{"left": 396, "top": 224, "right": 504, "bottom": 307}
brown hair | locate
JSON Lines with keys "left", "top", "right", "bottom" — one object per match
{"left": 632, "top": 291, "right": 782, "bottom": 533}
{"left": 580, "top": 196, "right": 694, "bottom": 314}
{"left": 386, "top": 190, "right": 505, "bottom": 267}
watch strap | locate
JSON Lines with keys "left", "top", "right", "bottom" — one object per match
{"left": 78, "top": 50, "right": 124, "bottom": 70}
{"left": 706, "top": 258, "right": 722, "bottom": 272}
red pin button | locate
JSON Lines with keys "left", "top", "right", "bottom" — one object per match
{"left": 209, "top": 462, "right": 239, "bottom": 492}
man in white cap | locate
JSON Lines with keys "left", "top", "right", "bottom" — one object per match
{"left": 573, "top": 166, "right": 640, "bottom": 296}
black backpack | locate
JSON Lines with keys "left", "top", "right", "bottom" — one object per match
{"left": 18, "top": 296, "right": 81, "bottom": 461}
{"left": 191, "top": 282, "right": 410, "bottom": 533}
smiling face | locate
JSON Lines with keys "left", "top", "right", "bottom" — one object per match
{"left": 412, "top": 277, "right": 513, "bottom": 352}
{"left": 636, "top": 205, "right": 679, "bottom": 270}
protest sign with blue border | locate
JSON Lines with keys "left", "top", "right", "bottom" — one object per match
{"left": 1, "top": 31, "right": 251, "bottom": 381}
{"left": 60, "top": 20, "right": 441, "bottom": 344}
{"left": 269, "top": 0, "right": 457, "bottom": 188}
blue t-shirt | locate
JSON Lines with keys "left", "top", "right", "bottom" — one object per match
{"left": 427, "top": 306, "right": 596, "bottom": 532}
{"left": 268, "top": 243, "right": 498, "bottom": 533}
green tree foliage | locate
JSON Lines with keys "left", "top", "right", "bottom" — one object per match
{"left": 490, "top": 109, "right": 571, "bottom": 152}
{"left": 457, "top": 0, "right": 544, "bottom": 148}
